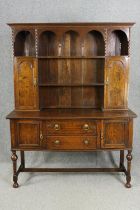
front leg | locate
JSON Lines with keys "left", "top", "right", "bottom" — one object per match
{"left": 125, "top": 150, "right": 132, "bottom": 188}
{"left": 20, "top": 151, "right": 25, "bottom": 169}
{"left": 120, "top": 150, "right": 124, "bottom": 169}
{"left": 11, "top": 151, "right": 19, "bottom": 188}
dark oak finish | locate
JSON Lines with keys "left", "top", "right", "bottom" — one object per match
{"left": 11, "top": 151, "right": 19, "bottom": 188}
{"left": 15, "top": 120, "right": 42, "bottom": 148}
{"left": 101, "top": 119, "right": 130, "bottom": 149}
{"left": 43, "top": 136, "right": 97, "bottom": 150}
{"left": 125, "top": 150, "right": 132, "bottom": 188}
{"left": 7, "top": 22, "right": 136, "bottom": 188}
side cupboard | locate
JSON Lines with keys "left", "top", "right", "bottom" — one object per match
{"left": 6, "top": 22, "right": 137, "bottom": 188}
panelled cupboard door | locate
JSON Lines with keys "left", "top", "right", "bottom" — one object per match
{"left": 15, "top": 120, "right": 42, "bottom": 148}
{"left": 104, "top": 56, "right": 129, "bottom": 109}
{"left": 14, "top": 57, "right": 39, "bottom": 110}
{"left": 101, "top": 120, "right": 129, "bottom": 149}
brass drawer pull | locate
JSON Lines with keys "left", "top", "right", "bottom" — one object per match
{"left": 54, "top": 140, "right": 60, "bottom": 145}
{"left": 54, "top": 124, "right": 60, "bottom": 130}
{"left": 83, "top": 124, "right": 89, "bottom": 131}
{"left": 84, "top": 140, "right": 89, "bottom": 145}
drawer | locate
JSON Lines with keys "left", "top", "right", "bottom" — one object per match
{"left": 42, "top": 136, "right": 97, "bottom": 150}
{"left": 45, "top": 120, "right": 97, "bottom": 135}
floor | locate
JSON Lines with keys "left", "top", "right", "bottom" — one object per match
{"left": 0, "top": 151, "right": 140, "bottom": 210}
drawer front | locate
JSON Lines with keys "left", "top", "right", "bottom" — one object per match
{"left": 42, "top": 136, "right": 97, "bottom": 150}
{"left": 45, "top": 120, "right": 97, "bottom": 135}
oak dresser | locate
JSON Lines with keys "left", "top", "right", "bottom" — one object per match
{"left": 6, "top": 22, "right": 137, "bottom": 188}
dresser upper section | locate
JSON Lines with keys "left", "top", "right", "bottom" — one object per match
{"left": 8, "top": 22, "right": 135, "bottom": 111}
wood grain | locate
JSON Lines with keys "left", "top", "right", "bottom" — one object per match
{"left": 14, "top": 57, "right": 39, "bottom": 110}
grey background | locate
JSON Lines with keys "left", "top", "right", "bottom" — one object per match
{"left": 0, "top": 0, "right": 139, "bottom": 163}
{"left": 0, "top": 1, "right": 140, "bottom": 210}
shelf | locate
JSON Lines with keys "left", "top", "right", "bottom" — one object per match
{"left": 38, "top": 56, "right": 105, "bottom": 59}
{"left": 41, "top": 106, "right": 99, "bottom": 109}
{"left": 14, "top": 55, "right": 129, "bottom": 59}
{"left": 39, "top": 83, "right": 105, "bottom": 87}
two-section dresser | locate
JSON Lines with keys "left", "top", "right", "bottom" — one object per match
{"left": 6, "top": 22, "right": 137, "bottom": 188}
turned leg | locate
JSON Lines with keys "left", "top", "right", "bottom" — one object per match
{"left": 20, "top": 151, "right": 25, "bottom": 168}
{"left": 125, "top": 150, "right": 132, "bottom": 188}
{"left": 120, "top": 150, "right": 124, "bottom": 168}
{"left": 11, "top": 151, "right": 19, "bottom": 188}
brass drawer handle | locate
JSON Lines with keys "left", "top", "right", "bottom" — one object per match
{"left": 84, "top": 140, "right": 89, "bottom": 145}
{"left": 83, "top": 124, "right": 89, "bottom": 131}
{"left": 54, "top": 140, "right": 60, "bottom": 145}
{"left": 54, "top": 124, "right": 60, "bottom": 131}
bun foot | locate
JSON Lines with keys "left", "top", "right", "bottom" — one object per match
{"left": 13, "top": 182, "right": 19, "bottom": 188}
{"left": 125, "top": 183, "right": 131, "bottom": 188}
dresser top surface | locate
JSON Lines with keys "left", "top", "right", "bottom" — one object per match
{"left": 6, "top": 109, "right": 137, "bottom": 120}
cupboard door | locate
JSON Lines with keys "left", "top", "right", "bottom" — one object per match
{"left": 101, "top": 120, "right": 129, "bottom": 149}
{"left": 15, "top": 120, "right": 42, "bottom": 148}
{"left": 104, "top": 57, "right": 128, "bottom": 109}
{"left": 14, "top": 57, "right": 39, "bottom": 110}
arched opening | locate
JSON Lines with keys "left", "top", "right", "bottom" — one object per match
{"left": 14, "top": 31, "right": 35, "bottom": 56}
{"left": 39, "top": 31, "right": 57, "bottom": 56}
{"left": 84, "top": 30, "right": 105, "bottom": 56}
{"left": 62, "top": 30, "right": 81, "bottom": 56}
{"left": 109, "top": 30, "right": 128, "bottom": 56}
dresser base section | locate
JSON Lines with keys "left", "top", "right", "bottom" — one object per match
{"left": 11, "top": 150, "right": 132, "bottom": 189}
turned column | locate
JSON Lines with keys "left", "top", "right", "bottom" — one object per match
{"left": 125, "top": 150, "right": 132, "bottom": 188}
{"left": 11, "top": 151, "right": 19, "bottom": 188}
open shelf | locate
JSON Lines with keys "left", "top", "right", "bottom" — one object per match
{"left": 13, "top": 29, "right": 128, "bottom": 57}
{"left": 14, "top": 31, "right": 35, "bottom": 56}
{"left": 109, "top": 30, "right": 128, "bottom": 56}
{"left": 62, "top": 30, "right": 81, "bottom": 56}
{"left": 38, "top": 56, "right": 105, "bottom": 59}
{"left": 39, "top": 86, "right": 104, "bottom": 109}
{"left": 38, "top": 58, "right": 105, "bottom": 85}
{"left": 38, "top": 31, "right": 57, "bottom": 56}
{"left": 38, "top": 83, "right": 105, "bottom": 87}
{"left": 38, "top": 56, "right": 104, "bottom": 109}
{"left": 41, "top": 106, "right": 101, "bottom": 109}
{"left": 84, "top": 30, "right": 105, "bottom": 56}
